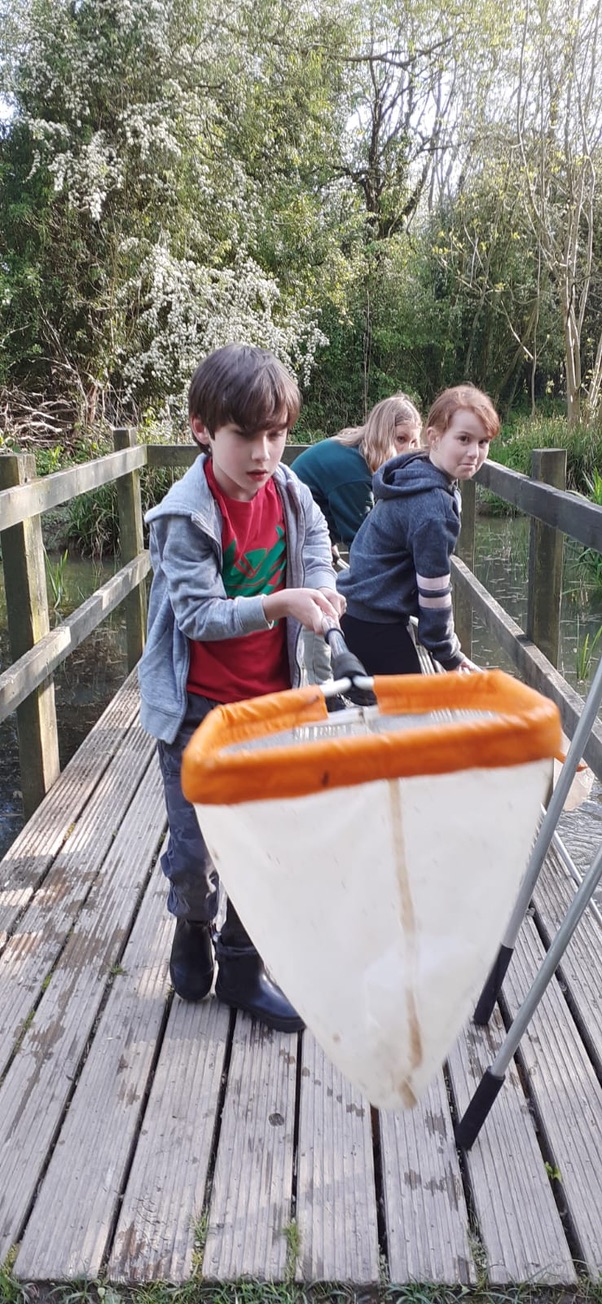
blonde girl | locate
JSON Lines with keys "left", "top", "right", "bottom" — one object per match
{"left": 292, "top": 394, "right": 422, "bottom": 549}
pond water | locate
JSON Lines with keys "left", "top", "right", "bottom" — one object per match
{"left": 469, "top": 516, "right": 602, "bottom": 690}
{"left": 1, "top": 514, "right": 601, "bottom": 860}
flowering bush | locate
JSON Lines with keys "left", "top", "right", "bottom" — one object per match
{"left": 0, "top": 0, "right": 335, "bottom": 426}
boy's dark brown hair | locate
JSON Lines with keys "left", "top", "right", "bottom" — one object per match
{"left": 188, "top": 343, "right": 301, "bottom": 444}
{"left": 427, "top": 384, "right": 500, "bottom": 441}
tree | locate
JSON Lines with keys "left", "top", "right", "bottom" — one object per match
{"left": 515, "top": 0, "right": 602, "bottom": 424}
{"left": 420, "top": 153, "right": 564, "bottom": 409}
{"left": 0, "top": 0, "right": 332, "bottom": 426}
{"left": 306, "top": 0, "right": 513, "bottom": 414}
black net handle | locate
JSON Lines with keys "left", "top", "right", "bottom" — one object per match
{"left": 323, "top": 623, "right": 377, "bottom": 707}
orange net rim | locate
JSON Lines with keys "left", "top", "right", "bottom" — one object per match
{"left": 181, "top": 669, "right": 561, "bottom": 806}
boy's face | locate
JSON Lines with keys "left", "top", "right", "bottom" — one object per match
{"left": 191, "top": 416, "right": 288, "bottom": 501}
{"left": 427, "top": 408, "right": 491, "bottom": 481}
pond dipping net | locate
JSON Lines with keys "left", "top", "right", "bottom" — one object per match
{"left": 182, "top": 670, "right": 561, "bottom": 1109}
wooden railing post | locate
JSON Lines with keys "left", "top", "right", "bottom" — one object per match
{"left": 113, "top": 428, "right": 147, "bottom": 669}
{"left": 527, "top": 449, "right": 566, "bottom": 668}
{"left": 454, "top": 479, "right": 476, "bottom": 658}
{"left": 0, "top": 453, "right": 60, "bottom": 815}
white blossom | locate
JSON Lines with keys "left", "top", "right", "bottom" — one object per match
{"left": 119, "top": 245, "right": 327, "bottom": 415}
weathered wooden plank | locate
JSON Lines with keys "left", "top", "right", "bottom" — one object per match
{"left": 202, "top": 1017, "right": 297, "bottom": 1281}
{"left": 0, "top": 671, "right": 140, "bottom": 946}
{"left": 0, "top": 752, "right": 166, "bottom": 1263}
{"left": 454, "top": 479, "right": 476, "bottom": 655}
{"left": 447, "top": 1014, "right": 576, "bottom": 1285}
{"left": 0, "top": 452, "right": 60, "bottom": 813}
{"left": 3, "top": 439, "right": 598, "bottom": 546}
{"left": 380, "top": 1072, "right": 474, "bottom": 1285}
{"left": 145, "top": 443, "right": 310, "bottom": 470}
{"left": 479, "top": 459, "right": 602, "bottom": 552}
{"left": 282, "top": 445, "right": 309, "bottom": 465}
{"left": 533, "top": 844, "right": 602, "bottom": 1068}
{"left": 109, "top": 993, "right": 230, "bottom": 1284}
{"left": 505, "top": 915, "right": 602, "bottom": 1273}
{"left": 526, "top": 449, "right": 566, "bottom": 667}
{"left": 15, "top": 853, "right": 169, "bottom": 1281}
{"left": 0, "top": 556, "right": 150, "bottom": 721}
{"left": 0, "top": 445, "right": 147, "bottom": 532}
{"left": 0, "top": 723, "right": 157, "bottom": 1076}
{"left": 295, "top": 1033, "right": 379, "bottom": 1284}
{"left": 114, "top": 428, "right": 147, "bottom": 671}
{"left": 146, "top": 445, "right": 199, "bottom": 469}
{"left": 557, "top": 788, "right": 602, "bottom": 880}
{"left": 0, "top": 650, "right": 599, "bottom": 1293}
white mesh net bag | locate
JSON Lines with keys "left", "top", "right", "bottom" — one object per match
{"left": 182, "top": 669, "right": 560, "bottom": 1110}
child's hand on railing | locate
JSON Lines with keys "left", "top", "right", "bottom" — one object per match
{"left": 457, "top": 655, "right": 482, "bottom": 673}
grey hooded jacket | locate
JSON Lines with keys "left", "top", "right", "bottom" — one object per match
{"left": 139, "top": 455, "right": 336, "bottom": 742}
{"left": 337, "top": 450, "right": 464, "bottom": 669}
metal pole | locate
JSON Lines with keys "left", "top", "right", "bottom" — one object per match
{"left": 456, "top": 840, "right": 602, "bottom": 1150}
{"left": 473, "top": 654, "right": 602, "bottom": 1024}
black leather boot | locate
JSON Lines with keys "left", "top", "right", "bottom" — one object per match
{"left": 169, "top": 919, "right": 215, "bottom": 1001}
{"left": 215, "top": 903, "right": 304, "bottom": 1033}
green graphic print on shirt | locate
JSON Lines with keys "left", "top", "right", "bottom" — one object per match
{"left": 221, "top": 525, "right": 286, "bottom": 598}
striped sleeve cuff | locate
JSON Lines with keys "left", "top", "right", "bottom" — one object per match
{"left": 416, "top": 571, "right": 452, "bottom": 611}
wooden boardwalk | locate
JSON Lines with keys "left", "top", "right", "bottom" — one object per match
{"left": 0, "top": 671, "right": 601, "bottom": 1292}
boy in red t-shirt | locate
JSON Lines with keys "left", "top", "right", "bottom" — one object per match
{"left": 139, "top": 344, "right": 344, "bottom": 1030}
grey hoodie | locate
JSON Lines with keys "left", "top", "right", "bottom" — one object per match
{"left": 139, "top": 454, "right": 336, "bottom": 742}
{"left": 337, "top": 450, "right": 463, "bottom": 669}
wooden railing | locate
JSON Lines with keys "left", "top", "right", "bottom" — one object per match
{"left": 1, "top": 436, "right": 601, "bottom": 818}
{"left": 453, "top": 450, "right": 602, "bottom": 779}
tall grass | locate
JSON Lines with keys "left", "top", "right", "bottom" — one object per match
{"left": 575, "top": 624, "right": 602, "bottom": 682}
{"left": 483, "top": 419, "right": 602, "bottom": 585}
{"left": 44, "top": 547, "right": 69, "bottom": 612}
{"left": 576, "top": 468, "right": 602, "bottom": 586}
{"left": 492, "top": 415, "right": 601, "bottom": 493}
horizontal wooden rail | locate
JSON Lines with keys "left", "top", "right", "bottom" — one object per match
{"left": 145, "top": 442, "right": 308, "bottom": 469}
{"left": 0, "top": 441, "right": 311, "bottom": 534}
{"left": 0, "top": 445, "right": 147, "bottom": 531}
{"left": 451, "top": 555, "right": 602, "bottom": 779}
{"left": 149, "top": 445, "right": 602, "bottom": 549}
{"left": 478, "top": 460, "right": 602, "bottom": 552}
{"left": 146, "top": 445, "right": 198, "bottom": 469}
{"left": 1, "top": 445, "right": 600, "bottom": 552}
{"left": 0, "top": 553, "right": 151, "bottom": 724}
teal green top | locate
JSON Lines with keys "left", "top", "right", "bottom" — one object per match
{"left": 291, "top": 440, "right": 372, "bottom": 545}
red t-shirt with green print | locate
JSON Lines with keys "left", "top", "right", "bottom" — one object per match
{"left": 187, "top": 461, "right": 291, "bottom": 703}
